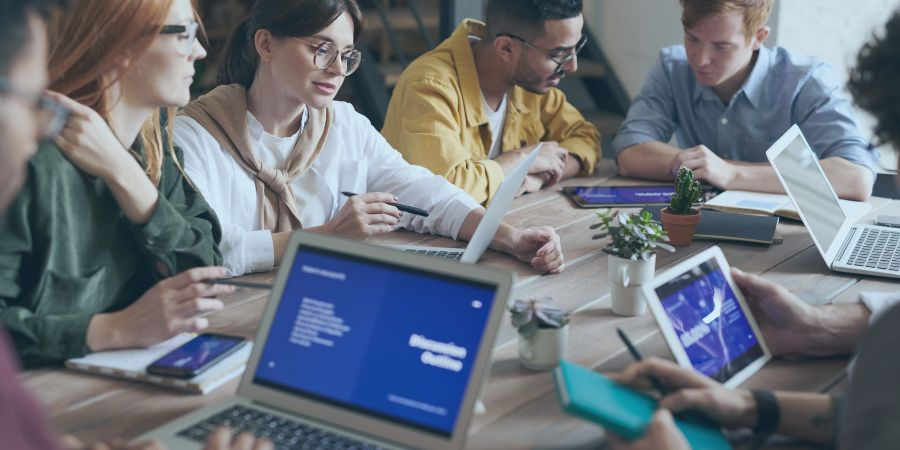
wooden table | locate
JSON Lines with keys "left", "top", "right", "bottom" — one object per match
{"left": 23, "top": 164, "right": 899, "bottom": 448}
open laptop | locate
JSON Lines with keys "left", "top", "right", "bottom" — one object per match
{"left": 391, "top": 144, "right": 542, "bottom": 264}
{"left": 139, "top": 231, "right": 513, "bottom": 449}
{"left": 767, "top": 124, "right": 899, "bottom": 278}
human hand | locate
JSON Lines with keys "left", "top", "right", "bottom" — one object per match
{"left": 511, "top": 226, "right": 564, "bottom": 274}
{"left": 607, "top": 408, "right": 690, "bottom": 450}
{"left": 324, "top": 192, "right": 402, "bottom": 239}
{"left": 86, "top": 267, "right": 232, "bottom": 351}
{"left": 518, "top": 172, "right": 551, "bottom": 196}
{"left": 61, "top": 434, "right": 164, "bottom": 450}
{"left": 608, "top": 357, "right": 756, "bottom": 429}
{"left": 46, "top": 91, "right": 138, "bottom": 182}
{"left": 529, "top": 141, "right": 568, "bottom": 185}
{"left": 667, "top": 145, "right": 736, "bottom": 189}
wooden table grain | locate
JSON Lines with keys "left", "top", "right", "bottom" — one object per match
{"left": 23, "top": 168, "right": 900, "bottom": 449}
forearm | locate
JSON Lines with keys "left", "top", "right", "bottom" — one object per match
{"left": 773, "top": 392, "right": 835, "bottom": 445}
{"left": 105, "top": 160, "right": 161, "bottom": 224}
{"left": 458, "top": 208, "right": 516, "bottom": 255}
{"left": 724, "top": 162, "right": 785, "bottom": 193}
{"left": 820, "top": 157, "right": 874, "bottom": 201}
{"left": 561, "top": 153, "right": 582, "bottom": 180}
{"left": 804, "top": 303, "right": 871, "bottom": 356}
{"left": 493, "top": 149, "right": 528, "bottom": 174}
{"left": 616, "top": 142, "right": 680, "bottom": 180}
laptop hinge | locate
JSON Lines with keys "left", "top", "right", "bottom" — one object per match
{"left": 836, "top": 227, "right": 858, "bottom": 263}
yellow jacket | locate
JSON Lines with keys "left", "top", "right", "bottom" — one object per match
{"left": 382, "top": 19, "right": 600, "bottom": 205}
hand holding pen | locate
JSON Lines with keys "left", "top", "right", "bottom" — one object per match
{"left": 318, "top": 192, "right": 407, "bottom": 239}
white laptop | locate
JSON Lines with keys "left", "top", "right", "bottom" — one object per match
{"left": 391, "top": 144, "right": 542, "bottom": 264}
{"left": 138, "top": 231, "right": 513, "bottom": 450}
{"left": 767, "top": 124, "right": 899, "bottom": 278}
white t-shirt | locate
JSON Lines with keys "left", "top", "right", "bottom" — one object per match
{"left": 174, "top": 101, "right": 481, "bottom": 276}
{"left": 483, "top": 93, "right": 508, "bottom": 160}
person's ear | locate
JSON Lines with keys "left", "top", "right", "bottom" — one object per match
{"left": 493, "top": 35, "right": 517, "bottom": 63}
{"left": 751, "top": 26, "right": 770, "bottom": 50}
{"left": 255, "top": 29, "right": 275, "bottom": 63}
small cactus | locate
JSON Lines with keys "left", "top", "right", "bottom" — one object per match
{"left": 668, "top": 167, "right": 703, "bottom": 214}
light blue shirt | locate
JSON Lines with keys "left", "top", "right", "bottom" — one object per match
{"left": 613, "top": 45, "right": 878, "bottom": 174}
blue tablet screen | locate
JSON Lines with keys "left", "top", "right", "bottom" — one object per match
{"left": 569, "top": 186, "right": 675, "bottom": 205}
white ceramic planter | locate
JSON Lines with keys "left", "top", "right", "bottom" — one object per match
{"left": 608, "top": 254, "right": 656, "bottom": 316}
{"left": 517, "top": 325, "right": 568, "bottom": 371}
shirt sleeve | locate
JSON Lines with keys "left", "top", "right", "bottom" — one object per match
{"left": 382, "top": 77, "right": 505, "bottom": 205}
{"left": 539, "top": 88, "right": 600, "bottom": 174}
{"left": 126, "top": 140, "right": 223, "bottom": 277}
{"left": 174, "top": 118, "right": 275, "bottom": 276}
{"left": 612, "top": 56, "right": 680, "bottom": 156}
{"left": 793, "top": 64, "right": 880, "bottom": 176}
{"left": 0, "top": 169, "right": 96, "bottom": 365}
{"left": 858, "top": 292, "right": 900, "bottom": 325}
{"left": 364, "top": 111, "right": 480, "bottom": 239}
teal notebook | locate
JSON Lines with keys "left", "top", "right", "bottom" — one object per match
{"left": 553, "top": 360, "right": 732, "bottom": 450}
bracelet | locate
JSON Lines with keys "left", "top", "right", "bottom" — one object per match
{"left": 751, "top": 389, "right": 780, "bottom": 439}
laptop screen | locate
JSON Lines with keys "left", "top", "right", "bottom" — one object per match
{"left": 771, "top": 134, "right": 846, "bottom": 249}
{"left": 253, "top": 246, "right": 498, "bottom": 438}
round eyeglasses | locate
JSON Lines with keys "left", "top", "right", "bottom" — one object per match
{"left": 291, "top": 38, "right": 363, "bottom": 76}
{"left": 498, "top": 33, "right": 587, "bottom": 73}
{"left": 0, "top": 77, "right": 70, "bottom": 141}
{"left": 159, "top": 21, "right": 200, "bottom": 56}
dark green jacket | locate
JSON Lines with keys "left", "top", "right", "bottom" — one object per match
{"left": 0, "top": 137, "right": 222, "bottom": 367}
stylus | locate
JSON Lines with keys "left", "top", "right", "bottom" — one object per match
{"left": 341, "top": 192, "right": 429, "bottom": 217}
{"left": 617, "top": 328, "right": 720, "bottom": 428}
{"left": 211, "top": 279, "right": 273, "bottom": 290}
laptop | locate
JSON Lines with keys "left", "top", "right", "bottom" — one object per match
{"left": 767, "top": 124, "right": 899, "bottom": 278}
{"left": 138, "top": 231, "right": 514, "bottom": 449}
{"left": 391, "top": 144, "right": 542, "bottom": 264}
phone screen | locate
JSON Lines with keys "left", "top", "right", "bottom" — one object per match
{"left": 150, "top": 334, "right": 245, "bottom": 375}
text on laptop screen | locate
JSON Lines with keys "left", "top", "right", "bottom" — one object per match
{"left": 253, "top": 246, "right": 498, "bottom": 438}
{"left": 571, "top": 186, "right": 675, "bottom": 205}
{"left": 772, "top": 135, "right": 845, "bottom": 249}
{"left": 654, "top": 257, "right": 763, "bottom": 383}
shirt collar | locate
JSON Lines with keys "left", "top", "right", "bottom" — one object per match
{"left": 691, "top": 46, "right": 770, "bottom": 109}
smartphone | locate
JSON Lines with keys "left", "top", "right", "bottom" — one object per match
{"left": 146, "top": 333, "right": 247, "bottom": 379}
{"left": 875, "top": 215, "right": 900, "bottom": 228}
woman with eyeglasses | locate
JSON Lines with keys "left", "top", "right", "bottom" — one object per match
{"left": 174, "top": 0, "right": 565, "bottom": 277}
{"left": 0, "top": 0, "right": 239, "bottom": 368}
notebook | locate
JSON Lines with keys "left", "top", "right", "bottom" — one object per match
{"left": 388, "top": 144, "right": 542, "bottom": 263}
{"left": 137, "top": 231, "right": 513, "bottom": 450}
{"left": 647, "top": 208, "right": 779, "bottom": 245}
{"left": 767, "top": 124, "right": 899, "bottom": 279}
{"left": 65, "top": 333, "right": 252, "bottom": 395}
{"left": 703, "top": 190, "right": 869, "bottom": 222}
{"left": 553, "top": 360, "right": 731, "bottom": 449}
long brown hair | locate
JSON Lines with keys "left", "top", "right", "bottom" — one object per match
{"left": 47, "top": 0, "right": 178, "bottom": 184}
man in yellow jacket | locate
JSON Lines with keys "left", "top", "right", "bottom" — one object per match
{"left": 382, "top": 0, "right": 600, "bottom": 205}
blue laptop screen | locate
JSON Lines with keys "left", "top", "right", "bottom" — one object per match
{"left": 654, "top": 258, "right": 763, "bottom": 383}
{"left": 253, "top": 246, "right": 498, "bottom": 437}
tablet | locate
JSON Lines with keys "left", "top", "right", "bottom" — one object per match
{"left": 563, "top": 186, "right": 675, "bottom": 208}
{"left": 642, "top": 246, "right": 771, "bottom": 387}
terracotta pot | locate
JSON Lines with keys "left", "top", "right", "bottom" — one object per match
{"left": 660, "top": 207, "right": 701, "bottom": 246}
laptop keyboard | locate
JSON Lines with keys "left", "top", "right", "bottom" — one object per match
{"left": 177, "top": 405, "right": 385, "bottom": 450}
{"left": 404, "top": 249, "right": 463, "bottom": 260}
{"left": 846, "top": 228, "right": 900, "bottom": 272}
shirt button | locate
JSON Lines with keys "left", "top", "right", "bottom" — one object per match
{"left": 721, "top": 118, "right": 728, "bottom": 126}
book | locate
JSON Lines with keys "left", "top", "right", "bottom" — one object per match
{"left": 703, "top": 190, "right": 870, "bottom": 221}
{"left": 65, "top": 333, "right": 253, "bottom": 395}
{"left": 647, "top": 208, "right": 780, "bottom": 245}
{"left": 553, "top": 360, "right": 731, "bottom": 450}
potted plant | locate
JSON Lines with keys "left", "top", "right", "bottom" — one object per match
{"left": 593, "top": 210, "right": 674, "bottom": 316}
{"left": 660, "top": 166, "right": 704, "bottom": 246}
{"left": 509, "top": 298, "right": 569, "bottom": 371}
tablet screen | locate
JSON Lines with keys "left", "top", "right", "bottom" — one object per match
{"left": 565, "top": 186, "right": 675, "bottom": 206}
{"left": 653, "top": 257, "right": 763, "bottom": 383}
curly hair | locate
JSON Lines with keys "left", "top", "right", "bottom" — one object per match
{"left": 848, "top": 11, "right": 900, "bottom": 150}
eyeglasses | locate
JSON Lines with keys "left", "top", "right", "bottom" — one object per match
{"left": 0, "top": 77, "right": 70, "bottom": 141}
{"left": 498, "top": 33, "right": 587, "bottom": 73}
{"left": 159, "top": 21, "right": 200, "bottom": 56}
{"left": 291, "top": 38, "right": 363, "bottom": 76}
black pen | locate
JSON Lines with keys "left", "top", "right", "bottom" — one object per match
{"left": 341, "top": 191, "right": 429, "bottom": 217}
{"left": 210, "top": 279, "right": 273, "bottom": 290}
{"left": 617, "top": 327, "right": 719, "bottom": 427}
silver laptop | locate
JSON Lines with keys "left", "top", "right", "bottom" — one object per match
{"left": 392, "top": 144, "right": 542, "bottom": 263}
{"left": 767, "top": 124, "right": 899, "bottom": 278}
{"left": 138, "top": 231, "right": 513, "bottom": 449}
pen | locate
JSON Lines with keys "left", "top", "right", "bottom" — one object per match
{"left": 617, "top": 327, "right": 720, "bottom": 427}
{"left": 341, "top": 191, "right": 429, "bottom": 217}
{"left": 210, "top": 279, "right": 273, "bottom": 290}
